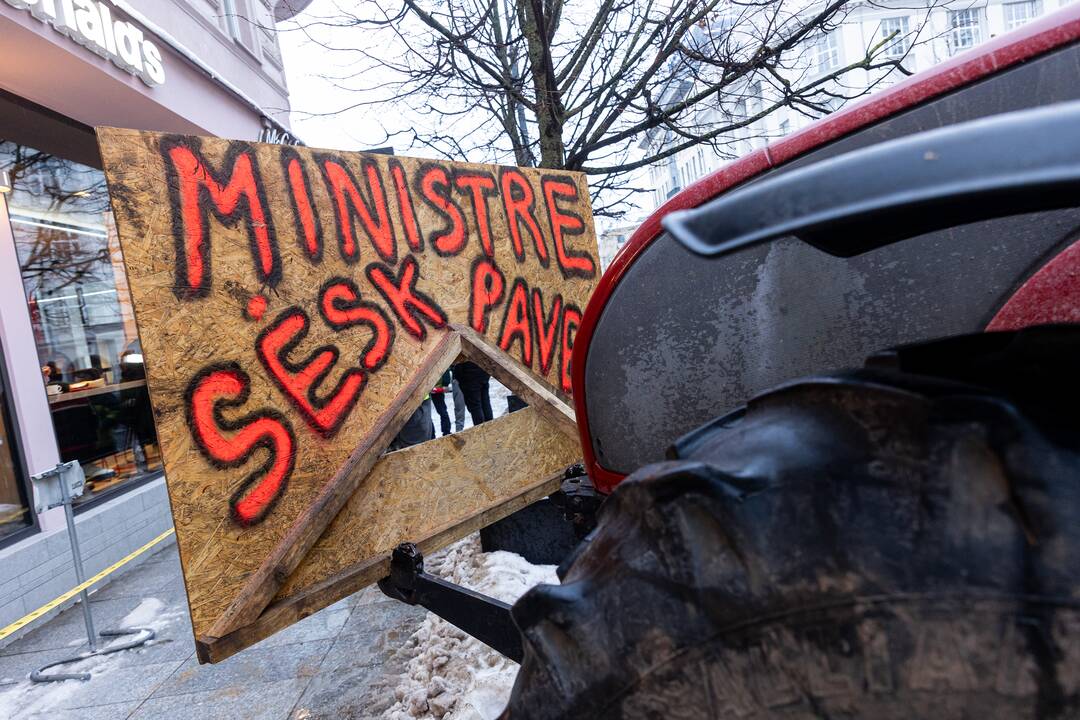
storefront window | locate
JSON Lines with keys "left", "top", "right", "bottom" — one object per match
{"left": 0, "top": 351, "right": 32, "bottom": 542}
{"left": 0, "top": 139, "right": 162, "bottom": 507}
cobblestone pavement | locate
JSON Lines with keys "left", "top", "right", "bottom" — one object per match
{"left": 0, "top": 541, "right": 426, "bottom": 719}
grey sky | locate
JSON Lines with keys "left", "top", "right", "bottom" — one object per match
{"left": 278, "top": 0, "right": 400, "bottom": 152}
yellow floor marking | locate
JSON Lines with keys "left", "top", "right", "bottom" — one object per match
{"left": 0, "top": 528, "right": 176, "bottom": 642}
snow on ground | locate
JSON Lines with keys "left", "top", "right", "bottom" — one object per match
{"left": 0, "top": 596, "right": 185, "bottom": 718}
{"left": 383, "top": 535, "right": 557, "bottom": 720}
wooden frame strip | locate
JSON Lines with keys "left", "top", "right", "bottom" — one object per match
{"left": 452, "top": 323, "right": 577, "bottom": 437}
{"left": 205, "top": 331, "right": 463, "bottom": 638}
{"left": 197, "top": 463, "right": 567, "bottom": 663}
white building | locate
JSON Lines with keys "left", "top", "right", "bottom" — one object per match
{"left": 645, "top": 0, "right": 1066, "bottom": 212}
{"left": 598, "top": 222, "right": 641, "bottom": 272}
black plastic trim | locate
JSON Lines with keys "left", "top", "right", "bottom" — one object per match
{"left": 664, "top": 101, "right": 1080, "bottom": 258}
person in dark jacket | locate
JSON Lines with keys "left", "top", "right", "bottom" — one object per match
{"left": 430, "top": 369, "right": 453, "bottom": 436}
{"left": 389, "top": 397, "right": 434, "bottom": 451}
{"left": 453, "top": 361, "right": 493, "bottom": 425}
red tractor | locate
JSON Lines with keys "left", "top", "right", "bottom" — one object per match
{"left": 500, "top": 6, "right": 1080, "bottom": 718}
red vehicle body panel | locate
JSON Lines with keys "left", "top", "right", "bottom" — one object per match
{"left": 572, "top": 5, "right": 1080, "bottom": 494}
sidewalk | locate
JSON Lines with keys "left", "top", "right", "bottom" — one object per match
{"left": 0, "top": 541, "right": 426, "bottom": 719}
{"left": 0, "top": 381, "right": 525, "bottom": 720}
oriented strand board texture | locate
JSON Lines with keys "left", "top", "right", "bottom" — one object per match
{"left": 97, "top": 128, "right": 598, "bottom": 638}
{"left": 279, "top": 405, "right": 580, "bottom": 597}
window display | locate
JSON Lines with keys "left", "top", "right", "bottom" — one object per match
{"left": 1, "top": 139, "right": 162, "bottom": 507}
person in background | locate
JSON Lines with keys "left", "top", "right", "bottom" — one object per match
{"left": 430, "top": 369, "right": 453, "bottom": 437}
{"left": 389, "top": 396, "right": 435, "bottom": 451}
{"left": 45, "top": 352, "right": 75, "bottom": 385}
{"left": 453, "top": 361, "right": 493, "bottom": 425}
{"left": 451, "top": 377, "right": 466, "bottom": 432}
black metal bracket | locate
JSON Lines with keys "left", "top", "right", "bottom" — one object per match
{"left": 551, "top": 464, "right": 603, "bottom": 542}
{"left": 378, "top": 542, "right": 524, "bottom": 663}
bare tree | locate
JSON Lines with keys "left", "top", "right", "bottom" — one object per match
{"left": 0, "top": 142, "right": 114, "bottom": 293}
{"left": 286, "top": 0, "right": 927, "bottom": 216}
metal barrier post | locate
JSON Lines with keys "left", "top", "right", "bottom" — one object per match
{"left": 25, "top": 461, "right": 155, "bottom": 682}
{"left": 57, "top": 471, "right": 96, "bottom": 652}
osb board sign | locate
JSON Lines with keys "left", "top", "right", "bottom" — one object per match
{"left": 96, "top": 128, "right": 598, "bottom": 641}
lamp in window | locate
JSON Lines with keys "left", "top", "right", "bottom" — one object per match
{"left": 0, "top": 170, "right": 10, "bottom": 194}
{"left": 120, "top": 344, "right": 146, "bottom": 382}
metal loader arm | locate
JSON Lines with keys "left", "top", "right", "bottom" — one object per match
{"left": 663, "top": 101, "right": 1080, "bottom": 258}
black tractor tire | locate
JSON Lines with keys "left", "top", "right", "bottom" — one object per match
{"left": 503, "top": 326, "right": 1080, "bottom": 720}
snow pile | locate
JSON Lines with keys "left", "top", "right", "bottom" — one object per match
{"left": 119, "top": 597, "right": 178, "bottom": 628}
{"left": 0, "top": 596, "right": 184, "bottom": 718}
{"left": 384, "top": 535, "right": 557, "bottom": 720}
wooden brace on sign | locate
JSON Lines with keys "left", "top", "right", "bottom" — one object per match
{"left": 198, "top": 330, "right": 580, "bottom": 662}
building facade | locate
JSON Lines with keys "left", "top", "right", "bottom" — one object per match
{"left": 0, "top": 0, "right": 306, "bottom": 645}
{"left": 597, "top": 222, "right": 640, "bottom": 273}
{"left": 645, "top": 0, "right": 1072, "bottom": 212}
